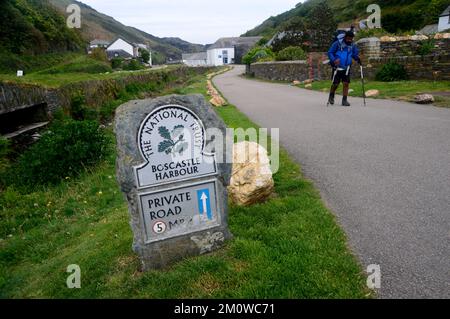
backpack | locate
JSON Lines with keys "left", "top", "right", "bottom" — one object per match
{"left": 328, "top": 32, "right": 354, "bottom": 68}
{"left": 332, "top": 30, "right": 347, "bottom": 46}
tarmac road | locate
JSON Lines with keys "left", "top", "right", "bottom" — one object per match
{"left": 214, "top": 65, "right": 450, "bottom": 298}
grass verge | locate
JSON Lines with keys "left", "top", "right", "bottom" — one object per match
{"left": 0, "top": 71, "right": 372, "bottom": 298}
{"left": 299, "top": 80, "right": 450, "bottom": 108}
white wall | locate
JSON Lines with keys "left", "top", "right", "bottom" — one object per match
{"left": 207, "top": 48, "right": 235, "bottom": 66}
{"left": 438, "top": 15, "right": 450, "bottom": 32}
{"left": 107, "top": 39, "right": 134, "bottom": 57}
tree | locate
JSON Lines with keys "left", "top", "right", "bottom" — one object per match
{"left": 139, "top": 48, "right": 150, "bottom": 64}
{"left": 90, "top": 47, "right": 108, "bottom": 62}
{"left": 305, "top": 2, "right": 337, "bottom": 52}
{"left": 271, "top": 16, "right": 310, "bottom": 52}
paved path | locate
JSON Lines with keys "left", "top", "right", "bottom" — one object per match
{"left": 214, "top": 65, "right": 450, "bottom": 298}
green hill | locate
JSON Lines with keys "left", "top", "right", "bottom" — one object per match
{"left": 0, "top": 0, "right": 86, "bottom": 73}
{"left": 48, "top": 0, "right": 206, "bottom": 61}
{"left": 243, "top": 0, "right": 449, "bottom": 38}
{"left": 0, "top": 0, "right": 84, "bottom": 55}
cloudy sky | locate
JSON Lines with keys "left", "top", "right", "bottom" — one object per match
{"left": 79, "top": 0, "right": 301, "bottom": 44}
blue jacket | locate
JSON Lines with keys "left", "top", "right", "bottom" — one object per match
{"left": 328, "top": 40, "right": 360, "bottom": 69}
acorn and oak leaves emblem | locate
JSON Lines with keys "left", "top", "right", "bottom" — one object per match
{"left": 158, "top": 125, "right": 189, "bottom": 156}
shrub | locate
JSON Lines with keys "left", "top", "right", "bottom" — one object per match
{"left": 242, "top": 47, "right": 275, "bottom": 65}
{"left": 417, "top": 39, "right": 435, "bottom": 56}
{"left": 70, "top": 94, "right": 98, "bottom": 121}
{"left": 8, "top": 119, "right": 108, "bottom": 189}
{"left": 0, "top": 137, "right": 11, "bottom": 173}
{"left": 123, "top": 59, "right": 144, "bottom": 71}
{"left": 111, "top": 57, "right": 124, "bottom": 69}
{"left": 139, "top": 49, "right": 150, "bottom": 64}
{"left": 375, "top": 62, "right": 409, "bottom": 82}
{"left": 382, "top": 11, "right": 423, "bottom": 34}
{"left": 276, "top": 46, "right": 307, "bottom": 61}
{"left": 90, "top": 48, "right": 108, "bottom": 63}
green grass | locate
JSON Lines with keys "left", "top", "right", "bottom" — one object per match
{"left": 0, "top": 54, "right": 175, "bottom": 88}
{"left": 0, "top": 72, "right": 371, "bottom": 298}
{"left": 300, "top": 80, "right": 450, "bottom": 108}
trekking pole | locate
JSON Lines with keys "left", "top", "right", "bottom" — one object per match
{"left": 327, "top": 68, "right": 338, "bottom": 107}
{"left": 360, "top": 65, "right": 367, "bottom": 107}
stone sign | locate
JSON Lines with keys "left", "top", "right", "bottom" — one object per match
{"left": 115, "top": 94, "right": 232, "bottom": 270}
{"left": 135, "top": 104, "right": 217, "bottom": 188}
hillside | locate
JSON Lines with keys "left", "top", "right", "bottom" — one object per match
{"left": 0, "top": 0, "right": 84, "bottom": 55}
{"left": 243, "top": 0, "right": 450, "bottom": 38}
{"left": 48, "top": 0, "right": 206, "bottom": 61}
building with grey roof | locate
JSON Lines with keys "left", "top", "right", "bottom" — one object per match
{"left": 182, "top": 52, "right": 208, "bottom": 66}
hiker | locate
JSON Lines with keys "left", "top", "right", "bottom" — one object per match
{"left": 327, "top": 31, "right": 361, "bottom": 107}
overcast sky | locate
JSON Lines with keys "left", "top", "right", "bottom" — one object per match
{"left": 79, "top": 0, "right": 301, "bottom": 44}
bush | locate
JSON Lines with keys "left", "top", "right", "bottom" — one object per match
{"left": 276, "top": 46, "right": 307, "bottom": 61}
{"left": 382, "top": 11, "right": 423, "bottom": 34}
{"left": 70, "top": 94, "right": 98, "bottom": 121}
{"left": 123, "top": 59, "right": 144, "bottom": 71}
{"left": 139, "top": 49, "right": 151, "bottom": 64}
{"left": 90, "top": 48, "right": 108, "bottom": 63}
{"left": 417, "top": 39, "right": 435, "bottom": 56}
{"left": 111, "top": 57, "right": 124, "bottom": 69}
{"left": 7, "top": 119, "right": 108, "bottom": 189}
{"left": 0, "top": 137, "right": 11, "bottom": 173}
{"left": 375, "top": 62, "right": 409, "bottom": 82}
{"left": 242, "top": 47, "right": 275, "bottom": 65}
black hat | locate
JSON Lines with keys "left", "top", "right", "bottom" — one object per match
{"left": 345, "top": 31, "right": 355, "bottom": 38}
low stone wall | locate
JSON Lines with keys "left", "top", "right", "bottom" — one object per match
{"left": 248, "top": 34, "right": 450, "bottom": 82}
{"left": 249, "top": 61, "right": 308, "bottom": 82}
{"left": 0, "top": 83, "right": 50, "bottom": 115}
{"left": 365, "top": 54, "right": 450, "bottom": 81}
{"left": 0, "top": 66, "right": 214, "bottom": 117}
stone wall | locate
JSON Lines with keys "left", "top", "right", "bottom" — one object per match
{"left": 363, "top": 54, "right": 450, "bottom": 81}
{"left": 248, "top": 34, "right": 450, "bottom": 82}
{"left": 0, "top": 66, "right": 214, "bottom": 117}
{"left": 357, "top": 34, "right": 450, "bottom": 80}
{"left": 249, "top": 61, "right": 308, "bottom": 82}
{"left": 0, "top": 83, "right": 49, "bottom": 115}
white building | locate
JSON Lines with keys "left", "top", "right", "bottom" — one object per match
{"left": 207, "top": 46, "right": 235, "bottom": 66}
{"left": 181, "top": 37, "right": 262, "bottom": 67}
{"left": 107, "top": 38, "right": 136, "bottom": 57}
{"left": 438, "top": 5, "right": 450, "bottom": 32}
{"left": 204, "top": 37, "right": 262, "bottom": 66}
{"left": 182, "top": 52, "right": 207, "bottom": 66}
{"left": 105, "top": 38, "right": 152, "bottom": 65}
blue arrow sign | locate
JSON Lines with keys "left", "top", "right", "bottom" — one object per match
{"left": 197, "top": 189, "right": 212, "bottom": 220}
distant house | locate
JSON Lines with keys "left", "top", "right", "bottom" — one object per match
{"left": 182, "top": 52, "right": 207, "bottom": 66}
{"left": 105, "top": 38, "right": 152, "bottom": 65}
{"left": 88, "top": 39, "right": 110, "bottom": 54}
{"left": 106, "top": 38, "right": 136, "bottom": 58}
{"left": 89, "top": 39, "right": 110, "bottom": 49}
{"left": 180, "top": 37, "right": 261, "bottom": 67}
{"left": 206, "top": 37, "right": 262, "bottom": 66}
{"left": 438, "top": 5, "right": 450, "bottom": 32}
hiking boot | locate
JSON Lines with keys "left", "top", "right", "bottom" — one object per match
{"left": 342, "top": 98, "right": 351, "bottom": 107}
{"left": 328, "top": 94, "right": 335, "bottom": 105}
